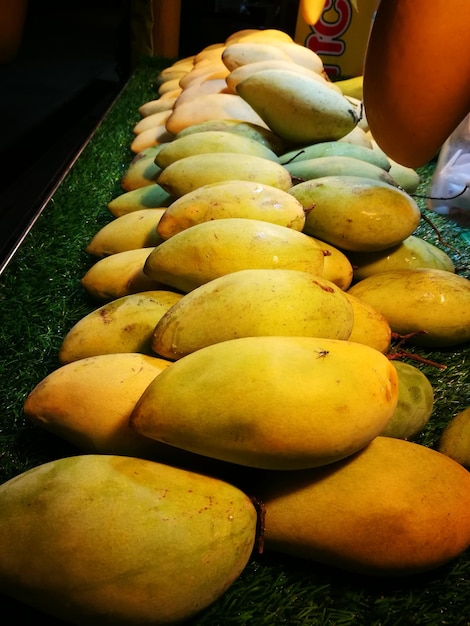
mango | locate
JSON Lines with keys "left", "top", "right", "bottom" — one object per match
{"left": 154, "top": 130, "right": 280, "bottom": 168}
{"left": 253, "top": 437, "right": 470, "bottom": 575}
{"left": 23, "top": 353, "right": 172, "bottom": 457}
{"left": 381, "top": 361, "right": 434, "bottom": 440}
{"left": 144, "top": 218, "right": 325, "bottom": 293}
{"left": 156, "top": 180, "right": 307, "bottom": 238}
{"left": 152, "top": 269, "right": 354, "bottom": 360}
{"left": 86, "top": 209, "right": 166, "bottom": 257}
{"left": 0, "top": 456, "right": 257, "bottom": 625}
{"left": 58, "top": 290, "right": 183, "bottom": 364}
{"left": 348, "top": 268, "right": 470, "bottom": 347}
{"left": 344, "top": 292, "right": 392, "bottom": 354}
{"left": 156, "top": 152, "right": 292, "bottom": 198}
{"left": 289, "top": 175, "right": 421, "bottom": 252}
{"left": 131, "top": 336, "right": 399, "bottom": 470}
{"left": 312, "top": 237, "right": 353, "bottom": 290}
{"left": 438, "top": 407, "right": 470, "bottom": 468}
{"left": 81, "top": 248, "right": 165, "bottom": 302}
{"left": 346, "top": 235, "right": 455, "bottom": 282}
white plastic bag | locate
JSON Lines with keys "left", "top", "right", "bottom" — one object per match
{"left": 427, "top": 112, "right": 470, "bottom": 218}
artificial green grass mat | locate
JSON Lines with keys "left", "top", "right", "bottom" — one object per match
{"left": 0, "top": 56, "right": 470, "bottom": 624}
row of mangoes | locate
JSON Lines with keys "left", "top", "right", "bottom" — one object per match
{"left": 1, "top": 26, "right": 470, "bottom": 626}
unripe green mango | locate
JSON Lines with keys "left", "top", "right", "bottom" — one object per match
{"left": 253, "top": 437, "right": 470, "bottom": 576}
{"left": 284, "top": 156, "right": 397, "bottom": 186}
{"left": 131, "top": 336, "right": 399, "bottom": 470}
{"left": 280, "top": 140, "right": 391, "bottom": 171}
{"left": 346, "top": 235, "right": 455, "bottom": 282}
{"left": 0, "top": 456, "right": 257, "bottom": 625}
{"left": 289, "top": 175, "right": 421, "bottom": 252}
{"left": 152, "top": 269, "right": 354, "bottom": 359}
{"left": 348, "top": 268, "right": 470, "bottom": 347}
{"left": 381, "top": 361, "right": 434, "bottom": 440}
{"left": 144, "top": 218, "right": 325, "bottom": 293}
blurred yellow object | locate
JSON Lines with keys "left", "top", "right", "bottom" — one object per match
{"left": 295, "top": 0, "right": 377, "bottom": 79}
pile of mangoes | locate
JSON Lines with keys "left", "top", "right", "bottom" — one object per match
{"left": 1, "top": 26, "right": 470, "bottom": 626}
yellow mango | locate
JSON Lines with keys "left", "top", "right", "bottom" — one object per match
{"left": 107, "top": 185, "right": 173, "bottom": 218}
{"left": 129, "top": 124, "right": 174, "bottom": 155}
{"left": 81, "top": 248, "right": 165, "bottom": 302}
{"left": 346, "top": 235, "right": 455, "bottom": 282}
{"left": 157, "top": 152, "right": 292, "bottom": 198}
{"left": 253, "top": 437, "right": 470, "bottom": 575}
{"left": 175, "top": 118, "right": 285, "bottom": 155}
{"left": 289, "top": 175, "right": 421, "bottom": 252}
{"left": 121, "top": 146, "right": 163, "bottom": 191}
{"left": 348, "top": 268, "right": 470, "bottom": 347}
{"left": 23, "top": 353, "right": 171, "bottom": 457}
{"left": 152, "top": 269, "right": 354, "bottom": 359}
{"left": 438, "top": 407, "right": 470, "bottom": 468}
{"left": 164, "top": 92, "right": 268, "bottom": 136}
{"left": 131, "top": 336, "right": 399, "bottom": 470}
{"left": 344, "top": 292, "right": 392, "bottom": 354}
{"left": 155, "top": 130, "right": 280, "bottom": 169}
{"left": 59, "top": 290, "right": 183, "bottom": 364}
{"left": 156, "top": 180, "right": 307, "bottom": 239}
{"left": 311, "top": 237, "right": 353, "bottom": 290}
{"left": 132, "top": 109, "right": 172, "bottom": 135}
{"left": 86, "top": 209, "right": 166, "bottom": 257}
{"left": 0, "top": 456, "right": 257, "bottom": 624}
{"left": 144, "top": 218, "right": 325, "bottom": 293}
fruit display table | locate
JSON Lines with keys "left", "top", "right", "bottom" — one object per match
{"left": 0, "top": 56, "right": 470, "bottom": 624}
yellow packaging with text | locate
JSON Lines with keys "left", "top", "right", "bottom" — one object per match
{"left": 295, "top": 0, "right": 378, "bottom": 79}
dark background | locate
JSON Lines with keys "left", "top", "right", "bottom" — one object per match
{"left": 0, "top": 0, "right": 299, "bottom": 271}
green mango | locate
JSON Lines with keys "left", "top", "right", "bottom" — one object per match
{"left": 381, "top": 361, "right": 434, "bottom": 440}
{"left": 0, "top": 455, "right": 257, "bottom": 625}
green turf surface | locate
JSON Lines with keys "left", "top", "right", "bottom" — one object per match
{"left": 0, "top": 56, "right": 469, "bottom": 624}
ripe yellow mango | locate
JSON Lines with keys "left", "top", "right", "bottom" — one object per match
{"left": 253, "top": 437, "right": 470, "bottom": 575}
{"left": 23, "top": 353, "right": 172, "bottom": 457}
{"left": 85, "top": 209, "right": 166, "bottom": 257}
{"left": 0, "top": 456, "right": 257, "bottom": 624}
{"left": 81, "top": 248, "right": 165, "bottom": 302}
{"left": 107, "top": 185, "right": 173, "bottom": 218}
{"left": 344, "top": 292, "right": 392, "bottom": 354}
{"left": 311, "top": 237, "right": 353, "bottom": 290}
{"left": 175, "top": 118, "right": 285, "bottom": 155}
{"left": 289, "top": 175, "right": 421, "bottom": 252}
{"left": 346, "top": 235, "right": 455, "bottom": 281}
{"left": 58, "top": 290, "right": 183, "bottom": 364}
{"left": 131, "top": 336, "right": 398, "bottom": 470}
{"left": 121, "top": 146, "right": 163, "bottom": 191}
{"left": 348, "top": 268, "right": 470, "bottom": 347}
{"left": 156, "top": 180, "right": 307, "bottom": 239}
{"left": 164, "top": 92, "right": 268, "bottom": 136}
{"left": 152, "top": 269, "right": 354, "bottom": 360}
{"left": 155, "top": 130, "right": 280, "bottom": 169}
{"left": 157, "top": 152, "right": 292, "bottom": 198}
{"left": 144, "top": 218, "right": 325, "bottom": 292}
{"left": 438, "top": 407, "right": 470, "bottom": 468}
